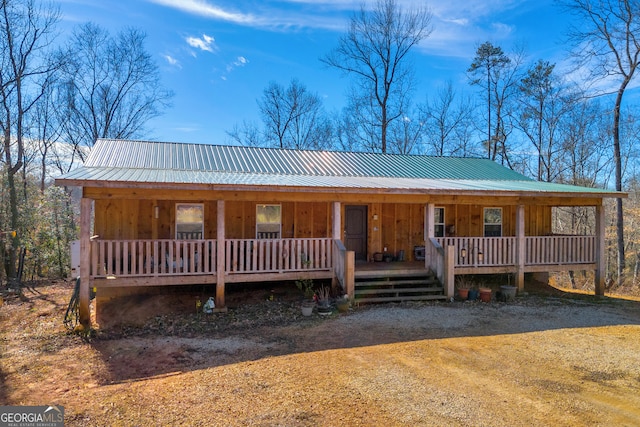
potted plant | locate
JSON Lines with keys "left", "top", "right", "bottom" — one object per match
{"left": 336, "top": 294, "right": 351, "bottom": 313}
{"left": 296, "top": 277, "right": 315, "bottom": 316}
{"left": 455, "top": 277, "right": 472, "bottom": 300}
{"left": 315, "top": 285, "right": 332, "bottom": 316}
{"left": 478, "top": 285, "right": 492, "bottom": 302}
{"left": 500, "top": 285, "right": 517, "bottom": 301}
{"left": 500, "top": 277, "right": 517, "bottom": 301}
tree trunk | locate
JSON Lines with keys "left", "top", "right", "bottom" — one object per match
{"left": 6, "top": 167, "right": 19, "bottom": 281}
{"left": 613, "top": 83, "right": 627, "bottom": 287}
{"left": 381, "top": 105, "right": 387, "bottom": 153}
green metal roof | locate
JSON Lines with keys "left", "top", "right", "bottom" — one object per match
{"left": 55, "top": 139, "right": 622, "bottom": 198}
{"left": 81, "top": 139, "right": 529, "bottom": 180}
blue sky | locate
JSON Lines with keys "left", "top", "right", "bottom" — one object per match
{"left": 57, "top": 0, "right": 570, "bottom": 145}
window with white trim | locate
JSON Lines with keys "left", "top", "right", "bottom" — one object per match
{"left": 256, "top": 204, "right": 281, "bottom": 239}
{"left": 484, "top": 207, "right": 502, "bottom": 237}
{"left": 434, "top": 207, "right": 445, "bottom": 237}
{"left": 176, "top": 203, "right": 204, "bottom": 239}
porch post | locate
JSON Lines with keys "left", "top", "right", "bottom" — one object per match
{"left": 444, "top": 245, "right": 455, "bottom": 298}
{"left": 595, "top": 203, "right": 606, "bottom": 295}
{"left": 331, "top": 201, "right": 343, "bottom": 292}
{"left": 151, "top": 199, "right": 159, "bottom": 240}
{"left": 216, "top": 200, "right": 226, "bottom": 309}
{"left": 516, "top": 204, "right": 525, "bottom": 292}
{"left": 425, "top": 203, "right": 435, "bottom": 269}
{"left": 332, "top": 201, "right": 341, "bottom": 240}
{"left": 79, "top": 197, "right": 92, "bottom": 327}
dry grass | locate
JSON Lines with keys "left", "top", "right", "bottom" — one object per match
{"left": 1, "top": 279, "right": 640, "bottom": 426}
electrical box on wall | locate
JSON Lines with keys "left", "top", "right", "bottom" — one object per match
{"left": 70, "top": 240, "right": 80, "bottom": 278}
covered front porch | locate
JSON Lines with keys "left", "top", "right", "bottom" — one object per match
{"left": 425, "top": 204, "right": 606, "bottom": 297}
{"left": 77, "top": 196, "right": 608, "bottom": 326}
{"left": 84, "top": 229, "right": 604, "bottom": 304}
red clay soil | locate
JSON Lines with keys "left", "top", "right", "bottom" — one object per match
{"left": 1, "top": 279, "right": 640, "bottom": 426}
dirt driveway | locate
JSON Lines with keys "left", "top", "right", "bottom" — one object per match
{"left": 1, "top": 281, "right": 640, "bottom": 426}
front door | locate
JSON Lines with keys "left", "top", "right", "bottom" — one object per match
{"left": 345, "top": 205, "right": 367, "bottom": 261}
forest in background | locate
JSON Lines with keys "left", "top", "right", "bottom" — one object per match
{"left": 2, "top": 0, "right": 640, "bottom": 294}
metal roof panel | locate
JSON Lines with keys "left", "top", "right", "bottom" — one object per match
{"left": 81, "top": 139, "right": 531, "bottom": 180}
{"left": 58, "top": 139, "right": 622, "bottom": 197}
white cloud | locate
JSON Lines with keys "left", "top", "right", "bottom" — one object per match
{"left": 163, "top": 54, "right": 181, "bottom": 68}
{"left": 145, "top": 0, "right": 346, "bottom": 31}
{"left": 186, "top": 34, "right": 216, "bottom": 52}
{"left": 491, "top": 22, "right": 514, "bottom": 37}
{"left": 419, "top": 0, "right": 529, "bottom": 59}
{"left": 226, "top": 56, "right": 249, "bottom": 73}
{"left": 147, "top": 0, "right": 256, "bottom": 24}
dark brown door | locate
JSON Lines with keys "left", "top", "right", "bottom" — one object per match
{"left": 345, "top": 205, "right": 367, "bottom": 261}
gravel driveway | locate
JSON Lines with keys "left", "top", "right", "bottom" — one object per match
{"left": 2, "top": 281, "right": 640, "bottom": 426}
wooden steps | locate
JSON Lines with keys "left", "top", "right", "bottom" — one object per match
{"left": 354, "top": 269, "right": 446, "bottom": 304}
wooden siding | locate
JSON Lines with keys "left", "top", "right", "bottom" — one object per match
{"left": 94, "top": 199, "right": 332, "bottom": 241}
{"left": 94, "top": 197, "right": 554, "bottom": 264}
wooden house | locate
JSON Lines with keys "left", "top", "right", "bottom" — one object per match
{"left": 55, "top": 139, "right": 623, "bottom": 326}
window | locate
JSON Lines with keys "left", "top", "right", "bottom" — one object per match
{"left": 256, "top": 204, "right": 281, "bottom": 239}
{"left": 434, "top": 207, "right": 445, "bottom": 237}
{"left": 484, "top": 207, "right": 502, "bottom": 237}
{"left": 176, "top": 204, "right": 204, "bottom": 239}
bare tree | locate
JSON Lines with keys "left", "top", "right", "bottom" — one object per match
{"left": 387, "top": 111, "right": 424, "bottom": 154}
{"left": 468, "top": 42, "right": 523, "bottom": 166}
{"left": 226, "top": 120, "right": 262, "bottom": 147}
{"left": 59, "top": 23, "right": 172, "bottom": 156}
{"left": 421, "top": 80, "right": 476, "bottom": 157}
{"left": 258, "top": 79, "right": 330, "bottom": 150}
{"left": 517, "top": 60, "right": 573, "bottom": 182}
{"left": 0, "top": 0, "right": 60, "bottom": 283}
{"left": 555, "top": 98, "right": 613, "bottom": 287}
{"left": 322, "top": 0, "right": 432, "bottom": 153}
{"left": 562, "top": 0, "right": 640, "bottom": 286}
{"left": 30, "top": 70, "right": 63, "bottom": 192}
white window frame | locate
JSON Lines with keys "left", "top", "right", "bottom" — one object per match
{"left": 483, "top": 207, "right": 503, "bottom": 237}
{"left": 175, "top": 203, "right": 204, "bottom": 239}
{"left": 434, "top": 207, "right": 445, "bottom": 237}
{"left": 256, "top": 204, "right": 282, "bottom": 239}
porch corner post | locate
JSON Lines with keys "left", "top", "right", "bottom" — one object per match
{"left": 332, "top": 201, "right": 341, "bottom": 240}
{"left": 425, "top": 203, "right": 435, "bottom": 269}
{"left": 331, "top": 201, "right": 342, "bottom": 292}
{"left": 516, "top": 204, "right": 525, "bottom": 292}
{"left": 595, "top": 203, "right": 606, "bottom": 296}
{"left": 216, "top": 200, "right": 226, "bottom": 309}
{"left": 444, "top": 245, "right": 455, "bottom": 298}
{"left": 79, "top": 197, "right": 92, "bottom": 327}
{"left": 346, "top": 250, "right": 355, "bottom": 299}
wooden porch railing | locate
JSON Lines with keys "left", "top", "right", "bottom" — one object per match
{"left": 225, "top": 238, "right": 333, "bottom": 273}
{"left": 525, "top": 235, "right": 595, "bottom": 265}
{"left": 436, "top": 235, "right": 595, "bottom": 268}
{"left": 429, "top": 235, "right": 596, "bottom": 294}
{"left": 90, "top": 238, "right": 333, "bottom": 278}
{"left": 437, "top": 237, "right": 517, "bottom": 267}
{"left": 426, "top": 238, "right": 445, "bottom": 283}
{"left": 426, "top": 238, "right": 454, "bottom": 297}
{"left": 91, "top": 239, "right": 216, "bottom": 277}
{"left": 333, "top": 239, "right": 355, "bottom": 297}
